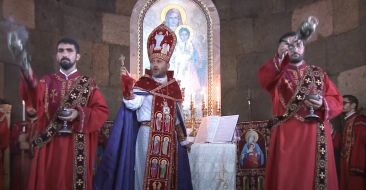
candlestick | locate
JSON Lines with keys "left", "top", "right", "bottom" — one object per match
{"left": 216, "top": 87, "right": 220, "bottom": 114}
{"left": 216, "top": 100, "right": 220, "bottom": 115}
{"left": 247, "top": 88, "right": 251, "bottom": 105}
{"left": 181, "top": 87, "right": 185, "bottom": 101}
{"left": 247, "top": 88, "right": 252, "bottom": 121}
{"left": 216, "top": 87, "right": 219, "bottom": 102}
{"left": 190, "top": 93, "right": 195, "bottom": 117}
{"left": 22, "top": 100, "right": 25, "bottom": 121}
{"left": 21, "top": 123, "right": 26, "bottom": 133}
{"left": 201, "top": 90, "right": 207, "bottom": 117}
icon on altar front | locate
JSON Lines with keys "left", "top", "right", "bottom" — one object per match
{"left": 240, "top": 130, "right": 264, "bottom": 169}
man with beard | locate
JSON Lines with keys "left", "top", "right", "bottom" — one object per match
{"left": 258, "top": 32, "right": 343, "bottom": 190}
{"left": 94, "top": 24, "right": 193, "bottom": 190}
{"left": 11, "top": 37, "right": 109, "bottom": 190}
{"left": 333, "top": 95, "right": 366, "bottom": 190}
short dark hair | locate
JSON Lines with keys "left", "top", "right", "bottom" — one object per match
{"left": 179, "top": 27, "right": 190, "bottom": 36}
{"left": 278, "top": 32, "right": 298, "bottom": 43}
{"left": 343, "top": 95, "right": 359, "bottom": 110}
{"left": 56, "top": 37, "right": 80, "bottom": 53}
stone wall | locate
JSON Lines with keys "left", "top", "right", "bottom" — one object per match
{"left": 0, "top": 0, "right": 134, "bottom": 121}
{"left": 0, "top": 0, "right": 365, "bottom": 122}
{"left": 0, "top": 62, "right": 3, "bottom": 98}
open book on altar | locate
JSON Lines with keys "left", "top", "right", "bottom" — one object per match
{"left": 194, "top": 115, "right": 239, "bottom": 143}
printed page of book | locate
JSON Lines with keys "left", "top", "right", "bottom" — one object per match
{"left": 206, "top": 116, "right": 221, "bottom": 142}
{"left": 195, "top": 116, "right": 220, "bottom": 143}
{"left": 213, "top": 115, "right": 239, "bottom": 143}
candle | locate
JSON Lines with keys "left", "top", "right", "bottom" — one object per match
{"left": 216, "top": 87, "right": 220, "bottom": 107}
{"left": 247, "top": 89, "right": 251, "bottom": 105}
{"left": 201, "top": 89, "right": 206, "bottom": 116}
{"left": 216, "top": 87, "right": 218, "bottom": 100}
{"left": 22, "top": 100, "right": 25, "bottom": 121}
{"left": 190, "top": 93, "right": 195, "bottom": 108}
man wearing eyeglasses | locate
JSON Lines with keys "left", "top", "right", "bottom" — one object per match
{"left": 258, "top": 32, "right": 343, "bottom": 190}
{"left": 333, "top": 95, "right": 366, "bottom": 190}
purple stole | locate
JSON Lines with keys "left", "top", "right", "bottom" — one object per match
{"left": 134, "top": 71, "right": 183, "bottom": 190}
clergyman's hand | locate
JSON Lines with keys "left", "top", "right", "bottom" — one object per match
{"left": 185, "top": 142, "right": 194, "bottom": 152}
{"left": 58, "top": 108, "right": 79, "bottom": 122}
{"left": 120, "top": 66, "right": 130, "bottom": 77}
{"left": 304, "top": 97, "right": 323, "bottom": 110}
{"left": 121, "top": 66, "right": 136, "bottom": 99}
{"left": 18, "top": 133, "right": 30, "bottom": 150}
{"left": 26, "top": 106, "right": 37, "bottom": 118}
{"left": 277, "top": 41, "right": 289, "bottom": 60}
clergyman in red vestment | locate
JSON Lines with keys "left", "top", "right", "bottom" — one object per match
{"left": 9, "top": 36, "right": 109, "bottom": 190}
{"left": 333, "top": 95, "right": 366, "bottom": 190}
{"left": 94, "top": 23, "right": 193, "bottom": 190}
{"left": 258, "top": 32, "right": 342, "bottom": 190}
{"left": 120, "top": 23, "right": 192, "bottom": 190}
{"left": 0, "top": 111, "right": 9, "bottom": 190}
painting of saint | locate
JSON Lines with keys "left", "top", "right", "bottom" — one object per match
{"left": 240, "top": 130, "right": 264, "bottom": 168}
{"left": 143, "top": 1, "right": 208, "bottom": 116}
{"left": 170, "top": 25, "right": 201, "bottom": 109}
{"left": 150, "top": 159, "right": 159, "bottom": 178}
{"left": 162, "top": 137, "right": 170, "bottom": 155}
{"left": 160, "top": 160, "right": 168, "bottom": 178}
{"left": 155, "top": 112, "right": 162, "bottom": 131}
{"left": 153, "top": 136, "right": 161, "bottom": 155}
{"left": 164, "top": 114, "right": 171, "bottom": 132}
{"left": 164, "top": 8, "right": 183, "bottom": 31}
{"left": 153, "top": 181, "right": 162, "bottom": 190}
{"left": 235, "top": 121, "right": 270, "bottom": 190}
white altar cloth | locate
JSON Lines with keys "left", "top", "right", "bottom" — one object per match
{"left": 188, "top": 143, "right": 237, "bottom": 190}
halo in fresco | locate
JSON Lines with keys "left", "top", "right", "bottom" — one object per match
{"left": 143, "top": 0, "right": 208, "bottom": 116}
{"left": 160, "top": 4, "right": 187, "bottom": 25}
{"left": 175, "top": 24, "right": 194, "bottom": 40}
